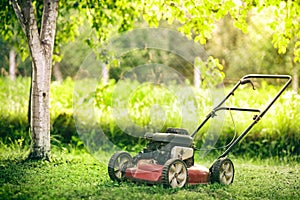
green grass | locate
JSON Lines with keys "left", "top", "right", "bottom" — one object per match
{"left": 0, "top": 147, "right": 299, "bottom": 200}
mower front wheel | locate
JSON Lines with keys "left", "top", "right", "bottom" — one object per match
{"left": 210, "top": 157, "right": 234, "bottom": 185}
{"left": 161, "top": 158, "right": 188, "bottom": 188}
{"left": 108, "top": 151, "right": 132, "bottom": 182}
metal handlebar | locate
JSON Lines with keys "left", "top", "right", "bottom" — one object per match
{"left": 218, "top": 74, "right": 292, "bottom": 158}
{"left": 240, "top": 79, "right": 255, "bottom": 90}
{"left": 190, "top": 74, "right": 292, "bottom": 158}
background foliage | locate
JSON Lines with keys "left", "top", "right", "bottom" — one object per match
{"left": 0, "top": 77, "right": 299, "bottom": 160}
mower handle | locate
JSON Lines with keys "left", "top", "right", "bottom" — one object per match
{"left": 238, "top": 74, "right": 292, "bottom": 120}
{"left": 240, "top": 79, "right": 255, "bottom": 90}
{"left": 191, "top": 74, "right": 292, "bottom": 157}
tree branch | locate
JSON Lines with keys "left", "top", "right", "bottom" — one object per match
{"left": 11, "top": 0, "right": 25, "bottom": 32}
{"left": 40, "top": 0, "right": 59, "bottom": 53}
{"left": 15, "top": 0, "right": 43, "bottom": 72}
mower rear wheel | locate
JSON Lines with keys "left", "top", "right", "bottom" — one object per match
{"left": 162, "top": 158, "right": 188, "bottom": 188}
{"left": 108, "top": 151, "right": 132, "bottom": 182}
{"left": 210, "top": 157, "right": 234, "bottom": 185}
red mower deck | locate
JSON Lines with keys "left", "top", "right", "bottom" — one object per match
{"left": 125, "top": 160, "right": 210, "bottom": 184}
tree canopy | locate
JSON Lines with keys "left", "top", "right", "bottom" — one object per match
{"left": 2, "top": 0, "right": 300, "bottom": 64}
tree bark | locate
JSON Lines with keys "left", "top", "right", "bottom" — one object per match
{"left": 12, "top": 0, "right": 58, "bottom": 160}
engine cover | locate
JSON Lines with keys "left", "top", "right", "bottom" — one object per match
{"left": 171, "top": 146, "right": 194, "bottom": 160}
{"left": 145, "top": 132, "right": 193, "bottom": 147}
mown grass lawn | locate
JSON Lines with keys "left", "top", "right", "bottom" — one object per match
{"left": 0, "top": 148, "right": 299, "bottom": 200}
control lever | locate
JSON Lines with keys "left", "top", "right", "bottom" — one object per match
{"left": 240, "top": 79, "right": 255, "bottom": 90}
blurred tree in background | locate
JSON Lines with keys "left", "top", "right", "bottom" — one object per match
{"left": 205, "top": 5, "right": 299, "bottom": 92}
{"left": 0, "top": 0, "right": 300, "bottom": 159}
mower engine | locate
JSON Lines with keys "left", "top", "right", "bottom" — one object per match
{"left": 133, "top": 128, "right": 195, "bottom": 167}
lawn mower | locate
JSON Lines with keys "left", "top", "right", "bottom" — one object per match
{"left": 108, "top": 74, "right": 291, "bottom": 188}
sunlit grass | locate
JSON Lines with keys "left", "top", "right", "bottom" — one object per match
{"left": 0, "top": 146, "right": 299, "bottom": 200}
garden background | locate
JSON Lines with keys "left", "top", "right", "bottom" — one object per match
{"left": 0, "top": 1, "right": 300, "bottom": 199}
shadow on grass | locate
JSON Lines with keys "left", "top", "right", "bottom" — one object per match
{"left": 0, "top": 157, "right": 42, "bottom": 199}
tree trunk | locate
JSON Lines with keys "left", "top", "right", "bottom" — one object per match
{"left": 194, "top": 58, "right": 201, "bottom": 88}
{"left": 12, "top": 0, "right": 59, "bottom": 160}
{"left": 9, "top": 49, "right": 16, "bottom": 80}
{"left": 292, "top": 63, "right": 299, "bottom": 94}
{"left": 101, "top": 62, "right": 109, "bottom": 84}
{"left": 53, "top": 62, "right": 63, "bottom": 82}
{"left": 194, "top": 66, "right": 201, "bottom": 88}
